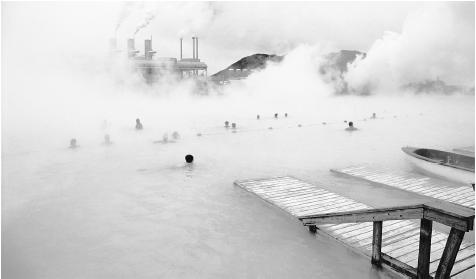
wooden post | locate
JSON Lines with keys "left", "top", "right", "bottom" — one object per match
{"left": 371, "top": 221, "right": 383, "bottom": 267}
{"left": 308, "top": 225, "right": 317, "bottom": 233}
{"left": 434, "top": 227, "right": 465, "bottom": 279}
{"left": 417, "top": 218, "right": 433, "bottom": 279}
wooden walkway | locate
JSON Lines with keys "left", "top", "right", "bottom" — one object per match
{"left": 330, "top": 165, "right": 474, "bottom": 208}
{"left": 235, "top": 176, "right": 475, "bottom": 278}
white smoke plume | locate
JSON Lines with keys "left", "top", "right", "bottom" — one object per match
{"left": 115, "top": 2, "right": 138, "bottom": 32}
{"left": 134, "top": 10, "right": 157, "bottom": 36}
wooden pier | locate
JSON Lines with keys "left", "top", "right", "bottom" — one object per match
{"left": 331, "top": 165, "right": 474, "bottom": 208}
{"left": 235, "top": 176, "right": 475, "bottom": 278}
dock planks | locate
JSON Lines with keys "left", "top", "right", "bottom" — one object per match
{"left": 235, "top": 176, "right": 474, "bottom": 277}
{"left": 331, "top": 165, "right": 475, "bottom": 209}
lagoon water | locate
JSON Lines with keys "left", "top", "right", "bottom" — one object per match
{"left": 2, "top": 92, "right": 474, "bottom": 278}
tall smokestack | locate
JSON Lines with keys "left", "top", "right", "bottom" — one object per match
{"left": 127, "top": 38, "right": 139, "bottom": 58}
{"left": 192, "top": 37, "right": 196, "bottom": 59}
{"left": 180, "top": 38, "right": 183, "bottom": 60}
{"left": 127, "top": 38, "right": 135, "bottom": 51}
{"left": 196, "top": 37, "right": 199, "bottom": 60}
{"left": 144, "top": 39, "right": 156, "bottom": 60}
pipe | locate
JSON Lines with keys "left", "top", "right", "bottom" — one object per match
{"left": 180, "top": 38, "right": 183, "bottom": 60}
{"left": 196, "top": 37, "right": 198, "bottom": 59}
{"left": 192, "top": 37, "right": 196, "bottom": 59}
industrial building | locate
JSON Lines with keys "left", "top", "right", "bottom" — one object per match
{"left": 110, "top": 37, "right": 208, "bottom": 85}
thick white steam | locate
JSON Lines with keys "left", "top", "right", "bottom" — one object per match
{"left": 344, "top": 3, "right": 475, "bottom": 94}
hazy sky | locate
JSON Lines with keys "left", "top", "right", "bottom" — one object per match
{"left": 3, "top": 1, "right": 473, "bottom": 75}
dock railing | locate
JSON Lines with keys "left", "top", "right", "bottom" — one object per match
{"left": 299, "top": 201, "right": 474, "bottom": 279}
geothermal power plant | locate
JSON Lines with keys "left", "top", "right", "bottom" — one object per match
{"left": 109, "top": 37, "right": 208, "bottom": 84}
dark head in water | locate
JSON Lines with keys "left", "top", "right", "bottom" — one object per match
{"left": 135, "top": 118, "right": 143, "bottom": 130}
{"left": 257, "top": 114, "right": 260, "bottom": 120}
{"left": 231, "top": 123, "right": 236, "bottom": 129}
{"left": 371, "top": 113, "right": 376, "bottom": 119}
{"left": 104, "top": 134, "right": 112, "bottom": 145}
{"left": 185, "top": 154, "right": 194, "bottom": 163}
{"left": 225, "top": 121, "right": 229, "bottom": 128}
{"left": 345, "top": 121, "right": 358, "bottom": 131}
{"left": 69, "top": 138, "right": 78, "bottom": 148}
{"left": 285, "top": 113, "right": 288, "bottom": 117}
{"left": 274, "top": 113, "right": 278, "bottom": 118}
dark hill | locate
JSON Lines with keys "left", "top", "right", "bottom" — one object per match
{"left": 210, "top": 54, "right": 283, "bottom": 82}
{"left": 320, "top": 50, "right": 366, "bottom": 75}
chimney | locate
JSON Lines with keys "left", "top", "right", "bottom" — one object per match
{"left": 192, "top": 37, "right": 195, "bottom": 59}
{"left": 195, "top": 37, "right": 199, "bottom": 60}
{"left": 144, "top": 39, "right": 156, "bottom": 60}
{"left": 180, "top": 38, "right": 183, "bottom": 60}
{"left": 127, "top": 38, "right": 135, "bottom": 51}
{"left": 127, "top": 38, "right": 139, "bottom": 58}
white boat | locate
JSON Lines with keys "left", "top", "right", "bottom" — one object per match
{"left": 402, "top": 146, "right": 475, "bottom": 185}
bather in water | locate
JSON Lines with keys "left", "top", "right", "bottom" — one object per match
{"left": 135, "top": 118, "right": 143, "bottom": 130}
{"left": 103, "top": 134, "right": 112, "bottom": 145}
{"left": 69, "top": 138, "right": 79, "bottom": 149}
{"left": 345, "top": 121, "right": 358, "bottom": 131}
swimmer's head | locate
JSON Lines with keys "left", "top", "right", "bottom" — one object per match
{"left": 70, "top": 138, "right": 77, "bottom": 148}
{"left": 349, "top": 122, "right": 354, "bottom": 127}
{"left": 136, "top": 118, "right": 141, "bottom": 124}
{"left": 185, "top": 154, "right": 194, "bottom": 163}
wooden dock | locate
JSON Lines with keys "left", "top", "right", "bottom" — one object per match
{"left": 235, "top": 176, "right": 475, "bottom": 278}
{"left": 330, "top": 165, "right": 474, "bottom": 208}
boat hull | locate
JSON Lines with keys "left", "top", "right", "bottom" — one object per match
{"left": 402, "top": 147, "right": 475, "bottom": 185}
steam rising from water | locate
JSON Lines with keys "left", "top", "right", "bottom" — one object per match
{"left": 344, "top": 3, "right": 475, "bottom": 94}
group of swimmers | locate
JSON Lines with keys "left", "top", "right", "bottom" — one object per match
{"left": 69, "top": 111, "right": 378, "bottom": 159}
{"left": 255, "top": 113, "right": 289, "bottom": 120}
{"left": 224, "top": 121, "right": 236, "bottom": 129}
{"left": 218, "top": 112, "right": 375, "bottom": 133}
{"left": 223, "top": 112, "right": 289, "bottom": 131}
{"left": 70, "top": 118, "right": 193, "bottom": 163}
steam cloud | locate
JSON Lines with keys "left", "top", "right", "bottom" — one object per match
{"left": 343, "top": 3, "right": 475, "bottom": 94}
